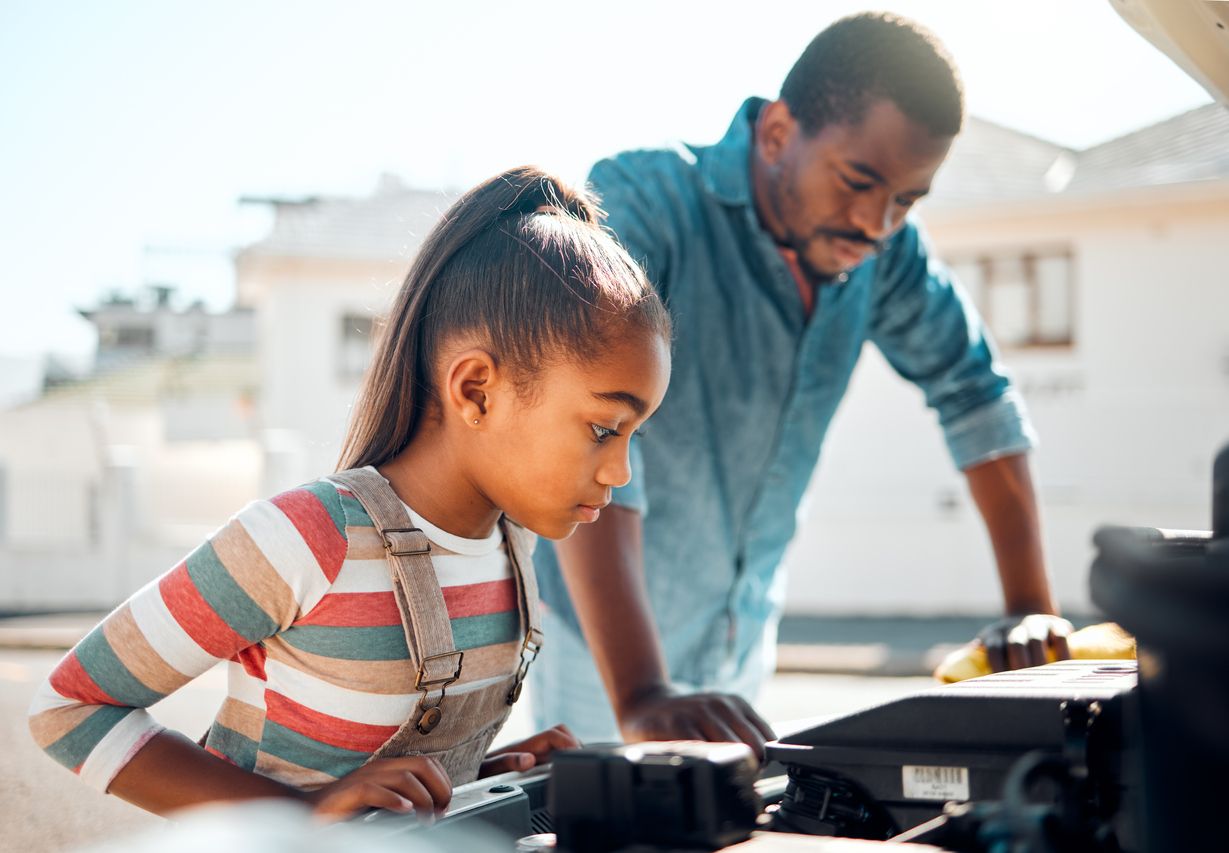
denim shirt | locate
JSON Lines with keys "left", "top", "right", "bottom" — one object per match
{"left": 534, "top": 98, "right": 1035, "bottom": 687}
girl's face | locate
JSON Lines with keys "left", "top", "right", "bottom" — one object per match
{"left": 478, "top": 327, "right": 671, "bottom": 540}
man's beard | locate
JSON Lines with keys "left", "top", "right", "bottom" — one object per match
{"left": 769, "top": 172, "right": 884, "bottom": 286}
{"left": 777, "top": 229, "right": 883, "bottom": 287}
{"left": 779, "top": 233, "right": 843, "bottom": 285}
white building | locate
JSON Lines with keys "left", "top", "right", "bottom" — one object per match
{"left": 81, "top": 286, "right": 255, "bottom": 374}
{"left": 234, "top": 176, "right": 459, "bottom": 493}
{"left": 0, "top": 297, "right": 259, "bottom": 610}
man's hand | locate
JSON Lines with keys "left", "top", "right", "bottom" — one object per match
{"left": 554, "top": 507, "right": 775, "bottom": 759}
{"left": 479, "top": 724, "right": 581, "bottom": 777}
{"left": 977, "top": 613, "right": 1073, "bottom": 672}
{"left": 619, "top": 686, "right": 776, "bottom": 760}
{"left": 304, "top": 755, "right": 453, "bottom": 822}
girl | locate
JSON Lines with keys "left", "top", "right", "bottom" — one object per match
{"left": 28, "top": 166, "right": 672, "bottom": 821}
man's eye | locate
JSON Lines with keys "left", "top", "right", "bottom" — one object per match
{"left": 590, "top": 424, "right": 620, "bottom": 443}
{"left": 895, "top": 195, "right": 919, "bottom": 208}
{"left": 841, "top": 174, "right": 873, "bottom": 192}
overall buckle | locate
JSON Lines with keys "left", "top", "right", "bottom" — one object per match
{"left": 414, "top": 651, "right": 464, "bottom": 734}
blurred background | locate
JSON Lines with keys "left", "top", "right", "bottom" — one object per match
{"left": 2, "top": 0, "right": 1225, "bottom": 619}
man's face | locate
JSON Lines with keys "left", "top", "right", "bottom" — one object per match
{"left": 756, "top": 98, "right": 954, "bottom": 282}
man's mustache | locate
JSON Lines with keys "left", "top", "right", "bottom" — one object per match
{"left": 810, "top": 226, "right": 884, "bottom": 253}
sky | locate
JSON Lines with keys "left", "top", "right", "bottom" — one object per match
{"left": 0, "top": 0, "right": 1215, "bottom": 368}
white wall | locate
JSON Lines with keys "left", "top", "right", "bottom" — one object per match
{"left": 780, "top": 189, "right": 1229, "bottom": 616}
{"left": 256, "top": 270, "right": 394, "bottom": 488}
{"left": 0, "top": 355, "right": 44, "bottom": 410}
{"left": 0, "top": 396, "right": 261, "bottom": 610}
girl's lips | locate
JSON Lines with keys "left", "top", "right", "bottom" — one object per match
{"left": 576, "top": 504, "right": 605, "bottom": 523}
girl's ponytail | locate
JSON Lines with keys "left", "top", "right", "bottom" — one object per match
{"left": 490, "top": 165, "right": 601, "bottom": 225}
{"left": 338, "top": 166, "right": 669, "bottom": 472}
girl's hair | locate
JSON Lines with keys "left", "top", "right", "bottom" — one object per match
{"left": 338, "top": 165, "right": 671, "bottom": 471}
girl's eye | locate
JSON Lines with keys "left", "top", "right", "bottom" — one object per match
{"left": 590, "top": 424, "right": 620, "bottom": 444}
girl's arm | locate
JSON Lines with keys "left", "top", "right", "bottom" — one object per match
{"left": 27, "top": 484, "right": 443, "bottom": 814}
{"left": 108, "top": 729, "right": 304, "bottom": 813}
{"left": 109, "top": 729, "right": 451, "bottom": 819}
{"left": 28, "top": 499, "right": 306, "bottom": 795}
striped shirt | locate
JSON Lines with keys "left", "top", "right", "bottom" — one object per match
{"left": 28, "top": 472, "right": 529, "bottom": 791}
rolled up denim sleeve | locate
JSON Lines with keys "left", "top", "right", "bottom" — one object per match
{"left": 869, "top": 221, "right": 1037, "bottom": 470}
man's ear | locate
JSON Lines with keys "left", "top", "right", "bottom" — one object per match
{"left": 756, "top": 99, "right": 798, "bottom": 166}
{"left": 443, "top": 348, "right": 501, "bottom": 428}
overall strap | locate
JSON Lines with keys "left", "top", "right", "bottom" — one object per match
{"left": 329, "top": 468, "right": 462, "bottom": 731}
{"left": 502, "top": 519, "right": 544, "bottom": 705}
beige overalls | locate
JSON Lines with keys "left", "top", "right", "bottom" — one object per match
{"left": 330, "top": 467, "right": 544, "bottom": 786}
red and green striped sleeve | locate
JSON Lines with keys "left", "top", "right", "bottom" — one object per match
{"left": 28, "top": 483, "right": 349, "bottom": 790}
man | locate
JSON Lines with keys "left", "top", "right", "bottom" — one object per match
{"left": 530, "top": 12, "right": 1072, "bottom": 751}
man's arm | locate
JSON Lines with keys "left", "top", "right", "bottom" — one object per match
{"left": 965, "top": 453, "right": 1072, "bottom": 671}
{"left": 554, "top": 505, "right": 775, "bottom": 754}
{"left": 562, "top": 155, "right": 773, "bottom": 751}
{"left": 866, "top": 222, "right": 1070, "bottom": 671}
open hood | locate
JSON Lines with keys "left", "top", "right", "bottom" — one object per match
{"left": 1111, "top": 0, "right": 1229, "bottom": 105}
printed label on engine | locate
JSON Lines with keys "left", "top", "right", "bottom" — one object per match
{"left": 901, "top": 765, "right": 970, "bottom": 801}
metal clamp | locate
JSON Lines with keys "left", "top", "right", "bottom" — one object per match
{"left": 382, "top": 527, "right": 431, "bottom": 556}
{"left": 507, "top": 628, "right": 545, "bottom": 705}
{"left": 519, "top": 627, "right": 545, "bottom": 662}
{"left": 415, "top": 650, "right": 464, "bottom": 690}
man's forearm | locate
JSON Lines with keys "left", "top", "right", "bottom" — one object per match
{"left": 553, "top": 504, "right": 671, "bottom": 718}
{"left": 964, "top": 452, "right": 1058, "bottom": 615}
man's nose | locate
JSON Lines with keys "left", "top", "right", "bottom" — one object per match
{"left": 849, "top": 190, "right": 895, "bottom": 241}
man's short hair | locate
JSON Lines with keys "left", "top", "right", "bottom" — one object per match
{"left": 780, "top": 12, "right": 964, "bottom": 138}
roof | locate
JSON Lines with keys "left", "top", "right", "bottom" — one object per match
{"left": 928, "top": 102, "right": 1229, "bottom": 209}
{"left": 928, "top": 118, "right": 1073, "bottom": 206}
{"left": 1068, "top": 103, "right": 1229, "bottom": 193}
{"left": 238, "top": 182, "right": 460, "bottom": 262}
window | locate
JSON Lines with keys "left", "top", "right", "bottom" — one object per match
{"left": 339, "top": 313, "right": 375, "bottom": 378}
{"left": 101, "top": 325, "right": 155, "bottom": 350}
{"left": 947, "top": 248, "right": 1075, "bottom": 348}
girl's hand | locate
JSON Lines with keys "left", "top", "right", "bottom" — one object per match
{"left": 478, "top": 724, "right": 580, "bottom": 777}
{"left": 304, "top": 755, "right": 453, "bottom": 822}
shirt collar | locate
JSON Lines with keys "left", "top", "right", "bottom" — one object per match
{"left": 699, "top": 96, "right": 767, "bottom": 207}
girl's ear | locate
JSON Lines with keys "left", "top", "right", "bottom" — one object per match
{"left": 443, "top": 348, "right": 501, "bottom": 427}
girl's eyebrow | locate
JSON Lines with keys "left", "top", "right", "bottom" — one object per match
{"left": 591, "top": 390, "right": 648, "bottom": 417}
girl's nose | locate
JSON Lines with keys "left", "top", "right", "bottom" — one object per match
{"left": 597, "top": 450, "right": 632, "bottom": 489}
